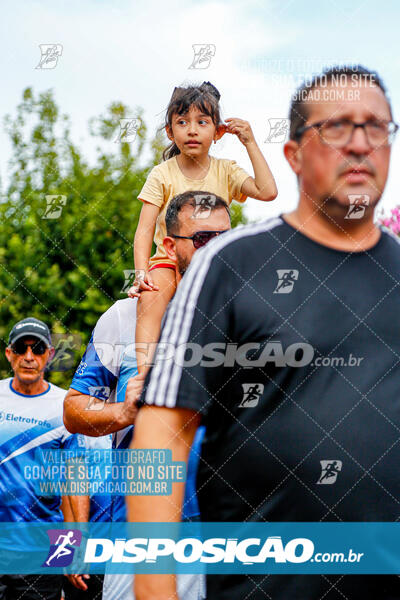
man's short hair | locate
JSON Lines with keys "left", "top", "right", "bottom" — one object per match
{"left": 289, "top": 64, "right": 393, "bottom": 140}
{"left": 165, "top": 191, "right": 230, "bottom": 236}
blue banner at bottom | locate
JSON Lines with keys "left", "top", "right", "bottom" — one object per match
{"left": 1, "top": 522, "right": 400, "bottom": 574}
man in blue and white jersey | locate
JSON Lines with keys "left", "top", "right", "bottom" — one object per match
{"left": 0, "top": 317, "right": 80, "bottom": 600}
{"left": 64, "top": 191, "right": 231, "bottom": 599}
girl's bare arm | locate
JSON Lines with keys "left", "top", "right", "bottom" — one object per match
{"left": 134, "top": 201, "right": 160, "bottom": 271}
{"left": 132, "top": 201, "right": 160, "bottom": 293}
{"left": 225, "top": 117, "right": 278, "bottom": 202}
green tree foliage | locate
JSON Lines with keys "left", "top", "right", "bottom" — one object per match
{"left": 0, "top": 88, "right": 247, "bottom": 387}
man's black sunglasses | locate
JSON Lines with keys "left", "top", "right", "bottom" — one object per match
{"left": 11, "top": 339, "right": 48, "bottom": 356}
{"left": 171, "top": 230, "right": 228, "bottom": 249}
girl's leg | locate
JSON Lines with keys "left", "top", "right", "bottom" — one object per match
{"left": 135, "top": 267, "right": 177, "bottom": 375}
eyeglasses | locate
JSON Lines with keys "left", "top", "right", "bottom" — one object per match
{"left": 11, "top": 339, "right": 48, "bottom": 355}
{"left": 294, "top": 118, "right": 399, "bottom": 147}
{"left": 171, "top": 230, "right": 228, "bottom": 249}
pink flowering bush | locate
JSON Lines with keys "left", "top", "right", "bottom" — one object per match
{"left": 381, "top": 207, "right": 400, "bottom": 235}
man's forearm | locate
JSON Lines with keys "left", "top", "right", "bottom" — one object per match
{"left": 63, "top": 389, "right": 131, "bottom": 436}
{"left": 127, "top": 406, "right": 200, "bottom": 600}
{"left": 68, "top": 495, "right": 90, "bottom": 522}
{"left": 60, "top": 496, "right": 74, "bottom": 522}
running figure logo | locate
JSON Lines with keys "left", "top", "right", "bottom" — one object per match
{"left": 274, "top": 270, "right": 299, "bottom": 294}
{"left": 43, "top": 195, "right": 67, "bottom": 219}
{"left": 36, "top": 44, "right": 63, "bottom": 69}
{"left": 239, "top": 384, "right": 264, "bottom": 408}
{"left": 115, "top": 118, "right": 141, "bottom": 143}
{"left": 188, "top": 44, "right": 216, "bottom": 69}
{"left": 193, "top": 193, "right": 216, "bottom": 218}
{"left": 265, "top": 119, "right": 289, "bottom": 143}
{"left": 51, "top": 334, "right": 81, "bottom": 372}
{"left": 345, "top": 195, "right": 369, "bottom": 219}
{"left": 121, "top": 269, "right": 141, "bottom": 294}
{"left": 85, "top": 386, "right": 110, "bottom": 411}
{"left": 42, "top": 529, "right": 82, "bottom": 567}
{"left": 317, "top": 460, "right": 343, "bottom": 484}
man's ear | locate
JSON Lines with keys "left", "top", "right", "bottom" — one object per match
{"left": 284, "top": 140, "right": 302, "bottom": 176}
{"left": 163, "top": 236, "right": 177, "bottom": 263}
{"left": 214, "top": 124, "right": 226, "bottom": 142}
{"left": 5, "top": 347, "right": 12, "bottom": 365}
{"left": 165, "top": 125, "right": 174, "bottom": 142}
{"left": 48, "top": 347, "right": 55, "bottom": 362}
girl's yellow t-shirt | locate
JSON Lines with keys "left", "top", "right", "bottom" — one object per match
{"left": 138, "top": 156, "right": 250, "bottom": 266}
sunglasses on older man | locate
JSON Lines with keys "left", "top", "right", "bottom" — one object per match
{"left": 11, "top": 339, "right": 48, "bottom": 355}
{"left": 171, "top": 230, "right": 228, "bottom": 249}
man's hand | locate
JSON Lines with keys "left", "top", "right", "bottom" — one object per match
{"left": 121, "top": 372, "right": 146, "bottom": 424}
{"left": 65, "top": 573, "right": 90, "bottom": 591}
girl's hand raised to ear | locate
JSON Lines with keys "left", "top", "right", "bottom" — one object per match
{"left": 225, "top": 118, "right": 256, "bottom": 146}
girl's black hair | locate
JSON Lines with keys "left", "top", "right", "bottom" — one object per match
{"left": 162, "top": 81, "right": 222, "bottom": 161}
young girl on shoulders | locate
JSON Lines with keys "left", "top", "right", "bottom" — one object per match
{"left": 130, "top": 81, "right": 278, "bottom": 374}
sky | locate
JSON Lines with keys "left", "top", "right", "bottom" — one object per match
{"left": 1, "top": 0, "right": 399, "bottom": 222}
